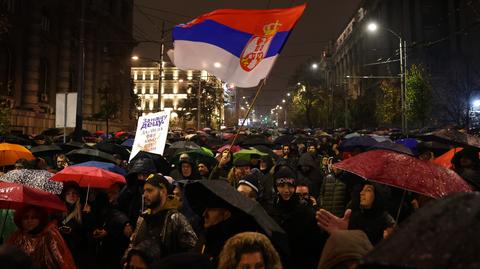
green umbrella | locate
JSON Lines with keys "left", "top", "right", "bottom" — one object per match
{"left": 233, "top": 147, "right": 268, "bottom": 162}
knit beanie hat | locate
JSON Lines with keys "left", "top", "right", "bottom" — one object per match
{"left": 238, "top": 168, "right": 262, "bottom": 193}
{"left": 273, "top": 166, "right": 297, "bottom": 186}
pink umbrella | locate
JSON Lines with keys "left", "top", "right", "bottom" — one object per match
{"left": 333, "top": 150, "right": 473, "bottom": 199}
{"left": 217, "top": 144, "right": 241, "bottom": 153}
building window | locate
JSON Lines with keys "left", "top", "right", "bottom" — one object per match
{"left": 164, "top": 98, "right": 173, "bottom": 108}
{"left": 41, "top": 8, "right": 51, "bottom": 33}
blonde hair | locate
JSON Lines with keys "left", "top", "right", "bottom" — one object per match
{"left": 218, "top": 232, "right": 282, "bottom": 269}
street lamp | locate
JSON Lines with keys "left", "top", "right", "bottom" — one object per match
{"left": 367, "top": 21, "right": 407, "bottom": 134}
{"left": 311, "top": 63, "right": 318, "bottom": 70}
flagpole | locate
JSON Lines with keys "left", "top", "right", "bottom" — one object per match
{"left": 208, "top": 79, "right": 267, "bottom": 179}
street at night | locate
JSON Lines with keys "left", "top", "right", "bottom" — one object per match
{"left": 1, "top": 1, "right": 480, "bottom": 269}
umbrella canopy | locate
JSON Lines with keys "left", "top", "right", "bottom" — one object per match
{"left": 121, "top": 138, "right": 134, "bottom": 148}
{"left": 0, "top": 169, "right": 63, "bottom": 194}
{"left": 395, "top": 138, "right": 418, "bottom": 150}
{"left": 369, "top": 134, "right": 392, "bottom": 143}
{"left": 217, "top": 144, "right": 242, "bottom": 154}
{"left": 420, "top": 128, "right": 480, "bottom": 149}
{"left": 95, "top": 142, "right": 130, "bottom": 160}
{"left": 30, "top": 144, "right": 63, "bottom": 157}
{"left": 416, "top": 141, "right": 452, "bottom": 157}
{"left": 169, "top": 141, "right": 201, "bottom": 150}
{"left": 72, "top": 161, "right": 126, "bottom": 175}
{"left": 338, "top": 136, "right": 378, "bottom": 152}
{"left": 234, "top": 147, "right": 268, "bottom": 162}
{"left": 0, "top": 135, "right": 32, "bottom": 146}
{"left": 50, "top": 165, "right": 126, "bottom": 188}
{"left": 173, "top": 148, "right": 217, "bottom": 167}
{"left": 0, "top": 143, "right": 35, "bottom": 166}
{"left": 0, "top": 181, "right": 66, "bottom": 211}
{"left": 240, "top": 135, "right": 273, "bottom": 147}
{"left": 433, "top": 148, "right": 463, "bottom": 169}
{"left": 41, "top": 128, "right": 63, "bottom": 137}
{"left": 369, "top": 141, "right": 414, "bottom": 155}
{"left": 253, "top": 145, "right": 278, "bottom": 160}
{"left": 185, "top": 180, "right": 285, "bottom": 238}
{"left": 333, "top": 150, "right": 473, "bottom": 198}
{"left": 57, "top": 141, "right": 88, "bottom": 153}
{"left": 273, "top": 134, "right": 295, "bottom": 145}
{"left": 66, "top": 148, "right": 117, "bottom": 164}
{"left": 360, "top": 192, "right": 480, "bottom": 269}
{"left": 221, "top": 132, "right": 235, "bottom": 140}
{"left": 130, "top": 151, "right": 171, "bottom": 175}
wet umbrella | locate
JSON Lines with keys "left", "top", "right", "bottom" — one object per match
{"left": 50, "top": 165, "right": 126, "bottom": 188}
{"left": 185, "top": 180, "right": 287, "bottom": 250}
{"left": 57, "top": 141, "right": 88, "bottom": 153}
{"left": 173, "top": 148, "right": 217, "bottom": 168}
{"left": 72, "top": 161, "right": 126, "bottom": 176}
{"left": 369, "top": 141, "right": 414, "bottom": 155}
{"left": 420, "top": 128, "right": 480, "bottom": 149}
{"left": 360, "top": 192, "right": 480, "bottom": 269}
{"left": 217, "top": 144, "right": 242, "bottom": 154}
{"left": 0, "top": 169, "right": 63, "bottom": 194}
{"left": 121, "top": 138, "right": 134, "bottom": 148}
{"left": 234, "top": 148, "right": 268, "bottom": 162}
{"left": 333, "top": 150, "right": 473, "bottom": 198}
{"left": 338, "top": 136, "right": 378, "bottom": 152}
{"left": 416, "top": 141, "right": 452, "bottom": 157}
{"left": 68, "top": 129, "right": 92, "bottom": 138}
{"left": 291, "top": 135, "right": 317, "bottom": 145}
{"left": 0, "top": 181, "right": 66, "bottom": 211}
{"left": 240, "top": 135, "right": 273, "bottom": 147}
{"left": 95, "top": 142, "right": 130, "bottom": 160}
{"left": 0, "top": 135, "right": 32, "bottom": 146}
{"left": 130, "top": 151, "right": 171, "bottom": 175}
{"left": 30, "top": 144, "right": 63, "bottom": 157}
{"left": 253, "top": 145, "right": 278, "bottom": 160}
{"left": 169, "top": 141, "right": 201, "bottom": 151}
{"left": 273, "top": 134, "right": 295, "bottom": 145}
{"left": 66, "top": 148, "right": 117, "bottom": 164}
{"left": 0, "top": 143, "right": 35, "bottom": 167}
{"left": 432, "top": 148, "right": 463, "bottom": 169}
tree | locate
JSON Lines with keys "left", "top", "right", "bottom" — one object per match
{"left": 183, "top": 79, "right": 223, "bottom": 128}
{"left": 375, "top": 80, "right": 401, "bottom": 126}
{"left": 406, "top": 64, "right": 432, "bottom": 127}
{"left": 0, "top": 98, "right": 10, "bottom": 134}
{"left": 288, "top": 59, "right": 328, "bottom": 128}
{"left": 92, "top": 86, "right": 120, "bottom": 135}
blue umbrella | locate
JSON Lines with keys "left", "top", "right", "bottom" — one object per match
{"left": 121, "top": 138, "right": 134, "bottom": 148}
{"left": 395, "top": 138, "right": 419, "bottom": 155}
{"left": 72, "top": 161, "right": 126, "bottom": 176}
{"left": 339, "top": 136, "right": 378, "bottom": 151}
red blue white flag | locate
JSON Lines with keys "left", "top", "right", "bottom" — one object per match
{"left": 168, "top": 4, "right": 306, "bottom": 87}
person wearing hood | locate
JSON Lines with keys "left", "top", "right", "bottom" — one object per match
{"left": 117, "top": 157, "right": 157, "bottom": 226}
{"left": 270, "top": 166, "right": 325, "bottom": 269}
{"left": 197, "top": 160, "right": 212, "bottom": 180}
{"left": 258, "top": 156, "right": 276, "bottom": 211}
{"left": 451, "top": 148, "right": 480, "bottom": 190}
{"left": 316, "top": 182, "right": 395, "bottom": 246}
{"left": 317, "top": 230, "right": 373, "bottom": 269}
{"left": 124, "top": 174, "right": 197, "bottom": 264}
{"left": 170, "top": 156, "right": 200, "bottom": 181}
{"left": 297, "top": 152, "right": 324, "bottom": 199}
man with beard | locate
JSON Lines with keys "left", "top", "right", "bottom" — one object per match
{"left": 124, "top": 174, "right": 198, "bottom": 264}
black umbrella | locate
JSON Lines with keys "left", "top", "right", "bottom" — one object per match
{"left": 66, "top": 148, "right": 117, "bottom": 164}
{"left": 273, "top": 134, "right": 295, "bottom": 145}
{"left": 95, "top": 142, "right": 130, "bottom": 160}
{"left": 30, "top": 144, "right": 63, "bottom": 157}
{"left": 68, "top": 129, "right": 92, "bottom": 138}
{"left": 253, "top": 145, "right": 278, "bottom": 161}
{"left": 130, "top": 151, "right": 171, "bottom": 175}
{"left": 0, "top": 135, "right": 32, "bottom": 146}
{"left": 41, "top": 128, "right": 62, "bottom": 137}
{"left": 57, "top": 141, "right": 89, "bottom": 153}
{"left": 416, "top": 141, "right": 452, "bottom": 157}
{"left": 360, "top": 192, "right": 480, "bottom": 269}
{"left": 368, "top": 141, "right": 414, "bottom": 156}
{"left": 291, "top": 134, "right": 317, "bottom": 145}
{"left": 169, "top": 141, "right": 201, "bottom": 150}
{"left": 185, "top": 180, "right": 285, "bottom": 239}
{"left": 419, "top": 129, "right": 480, "bottom": 149}
{"left": 240, "top": 134, "right": 274, "bottom": 148}
{"left": 338, "top": 136, "right": 378, "bottom": 151}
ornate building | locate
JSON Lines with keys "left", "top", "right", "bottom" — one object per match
{"left": 0, "top": 0, "right": 135, "bottom": 134}
{"left": 131, "top": 62, "right": 225, "bottom": 129}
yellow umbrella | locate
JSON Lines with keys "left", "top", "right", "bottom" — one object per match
{"left": 0, "top": 143, "right": 35, "bottom": 167}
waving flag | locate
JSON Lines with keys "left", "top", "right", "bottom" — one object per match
{"left": 168, "top": 4, "right": 306, "bottom": 88}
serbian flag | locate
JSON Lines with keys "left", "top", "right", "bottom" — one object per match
{"left": 168, "top": 4, "right": 306, "bottom": 88}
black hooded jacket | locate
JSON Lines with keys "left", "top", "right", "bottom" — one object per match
{"left": 297, "top": 153, "right": 323, "bottom": 198}
{"left": 118, "top": 158, "right": 157, "bottom": 225}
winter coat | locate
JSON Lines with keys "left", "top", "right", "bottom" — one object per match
{"left": 118, "top": 158, "right": 157, "bottom": 225}
{"left": 297, "top": 153, "right": 324, "bottom": 198}
{"left": 169, "top": 159, "right": 200, "bottom": 181}
{"left": 318, "top": 173, "right": 347, "bottom": 217}
{"left": 270, "top": 194, "right": 326, "bottom": 269}
{"left": 347, "top": 183, "right": 395, "bottom": 245}
{"left": 127, "top": 208, "right": 198, "bottom": 260}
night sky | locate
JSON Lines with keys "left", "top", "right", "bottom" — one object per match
{"left": 133, "top": 0, "right": 360, "bottom": 115}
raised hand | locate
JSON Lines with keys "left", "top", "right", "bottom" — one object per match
{"left": 316, "top": 208, "right": 351, "bottom": 234}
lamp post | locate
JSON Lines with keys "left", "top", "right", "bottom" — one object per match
{"left": 367, "top": 22, "right": 407, "bottom": 134}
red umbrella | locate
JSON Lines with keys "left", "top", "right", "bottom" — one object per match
{"left": 0, "top": 181, "right": 66, "bottom": 211}
{"left": 333, "top": 150, "right": 473, "bottom": 199}
{"left": 50, "top": 165, "right": 126, "bottom": 189}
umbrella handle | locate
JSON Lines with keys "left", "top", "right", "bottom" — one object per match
{"left": 395, "top": 189, "right": 407, "bottom": 223}
{"left": 0, "top": 202, "right": 11, "bottom": 243}
{"left": 84, "top": 186, "right": 90, "bottom": 211}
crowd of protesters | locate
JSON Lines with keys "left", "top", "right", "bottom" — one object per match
{"left": 0, "top": 126, "right": 479, "bottom": 269}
